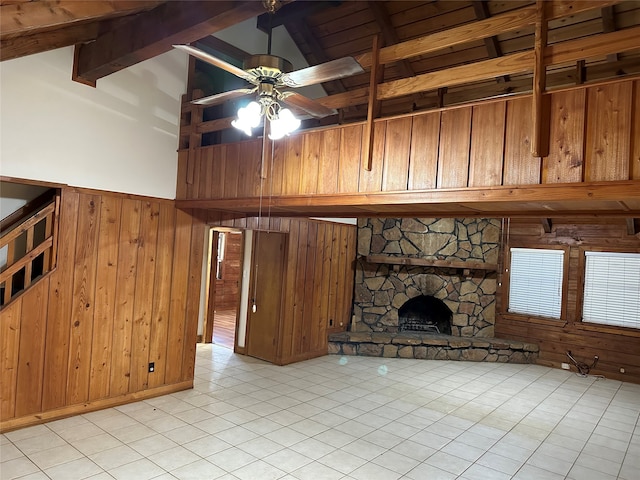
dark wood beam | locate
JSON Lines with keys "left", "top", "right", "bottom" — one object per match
{"left": 472, "top": 0, "right": 509, "bottom": 83}
{"left": 368, "top": 0, "right": 423, "bottom": 110}
{"left": 195, "top": 35, "right": 250, "bottom": 63}
{"left": 73, "top": 1, "right": 267, "bottom": 85}
{"left": 0, "top": 0, "right": 163, "bottom": 40}
{"left": 542, "top": 218, "right": 553, "bottom": 233}
{"left": 601, "top": 6, "right": 618, "bottom": 62}
{"left": 627, "top": 218, "right": 639, "bottom": 235}
{"left": 255, "top": 1, "right": 339, "bottom": 32}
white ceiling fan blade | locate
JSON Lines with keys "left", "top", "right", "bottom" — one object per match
{"left": 173, "top": 44, "right": 258, "bottom": 84}
{"left": 192, "top": 88, "right": 256, "bottom": 107}
{"left": 281, "top": 92, "right": 336, "bottom": 118}
{"left": 281, "top": 56, "right": 364, "bottom": 88}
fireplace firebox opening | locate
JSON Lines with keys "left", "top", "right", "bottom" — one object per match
{"left": 398, "top": 295, "right": 452, "bottom": 335}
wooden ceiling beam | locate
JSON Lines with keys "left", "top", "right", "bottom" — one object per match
{"left": 0, "top": 0, "right": 163, "bottom": 40}
{"left": 1, "top": 21, "right": 100, "bottom": 61}
{"left": 73, "top": 0, "right": 267, "bottom": 85}
{"left": 355, "top": 0, "right": 619, "bottom": 68}
{"left": 601, "top": 6, "right": 618, "bottom": 62}
{"left": 255, "top": 1, "right": 338, "bottom": 32}
{"left": 472, "top": 1, "right": 509, "bottom": 83}
{"left": 176, "top": 180, "right": 640, "bottom": 219}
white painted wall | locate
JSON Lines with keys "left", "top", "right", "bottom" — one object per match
{"left": 0, "top": 46, "right": 188, "bottom": 199}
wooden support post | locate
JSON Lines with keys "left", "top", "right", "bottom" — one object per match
{"left": 187, "top": 87, "right": 204, "bottom": 186}
{"left": 532, "top": 0, "right": 549, "bottom": 158}
{"left": 363, "top": 34, "right": 382, "bottom": 172}
{"left": 576, "top": 60, "right": 586, "bottom": 84}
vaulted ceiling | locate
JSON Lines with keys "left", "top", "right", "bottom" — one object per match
{"left": 3, "top": 0, "right": 640, "bottom": 120}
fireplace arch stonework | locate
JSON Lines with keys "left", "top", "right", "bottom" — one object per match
{"left": 354, "top": 218, "right": 500, "bottom": 337}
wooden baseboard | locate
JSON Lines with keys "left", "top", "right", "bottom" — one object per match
{"left": 0, "top": 380, "right": 193, "bottom": 433}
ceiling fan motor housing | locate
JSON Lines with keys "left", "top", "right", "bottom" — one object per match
{"left": 244, "top": 54, "right": 293, "bottom": 84}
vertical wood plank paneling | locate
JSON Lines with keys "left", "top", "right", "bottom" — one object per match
{"left": 165, "top": 209, "right": 193, "bottom": 384}
{"left": 585, "top": 82, "right": 633, "bottom": 181}
{"left": 66, "top": 194, "right": 101, "bottom": 406}
{"left": 189, "top": 149, "right": 202, "bottom": 200}
{"left": 469, "top": 102, "right": 506, "bottom": 187}
{"left": 326, "top": 224, "right": 341, "bottom": 330}
{"left": 88, "top": 196, "right": 122, "bottom": 401}
{"left": 300, "top": 222, "right": 317, "bottom": 354}
{"left": 633, "top": 80, "right": 640, "bottom": 180}
{"left": 110, "top": 199, "right": 141, "bottom": 397}
{"left": 408, "top": 112, "right": 440, "bottom": 190}
{"left": 210, "top": 146, "right": 226, "bottom": 198}
{"left": 437, "top": 107, "right": 472, "bottom": 188}
{"left": 333, "top": 225, "right": 349, "bottom": 332}
{"left": 292, "top": 221, "right": 309, "bottom": 356}
{"left": 310, "top": 223, "right": 328, "bottom": 352}
{"left": 148, "top": 204, "right": 176, "bottom": 388}
{"left": 282, "top": 135, "right": 303, "bottom": 195}
{"left": 182, "top": 214, "right": 206, "bottom": 381}
{"left": 197, "top": 149, "right": 209, "bottom": 200}
{"left": 223, "top": 143, "right": 239, "bottom": 198}
{"left": 175, "top": 150, "right": 189, "bottom": 199}
{"left": 237, "top": 141, "right": 261, "bottom": 198}
{"left": 319, "top": 223, "right": 335, "bottom": 340}
{"left": 317, "top": 130, "right": 341, "bottom": 194}
{"left": 129, "top": 201, "right": 159, "bottom": 393}
{"left": 503, "top": 97, "right": 540, "bottom": 185}
{"left": 343, "top": 226, "right": 357, "bottom": 327}
{"left": 15, "top": 280, "right": 49, "bottom": 417}
{"left": 42, "top": 191, "right": 79, "bottom": 411}
{"left": 0, "top": 300, "right": 22, "bottom": 419}
{"left": 382, "top": 117, "right": 413, "bottom": 191}
{"left": 279, "top": 221, "right": 299, "bottom": 360}
{"left": 300, "top": 132, "right": 321, "bottom": 194}
{"left": 269, "top": 138, "right": 285, "bottom": 196}
{"left": 338, "top": 124, "right": 363, "bottom": 193}
{"left": 542, "top": 89, "right": 586, "bottom": 183}
{"left": 359, "top": 121, "right": 386, "bottom": 192}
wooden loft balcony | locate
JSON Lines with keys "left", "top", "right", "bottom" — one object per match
{"left": 175, "top": 1, "right": 640, "bottom": 221}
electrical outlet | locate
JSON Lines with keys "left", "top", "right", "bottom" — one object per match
{"left": 561, "top": 363, "right": 570, "bottom": 370}
{"left": 148, "top": 362, "right": 155, "bottom": 373}
{"left": 620, "top": 367, "right": 625, "bottom": 374}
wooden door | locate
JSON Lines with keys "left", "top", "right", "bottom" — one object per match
{"left": 246, "top": 231, "right": 287, "bottom": 363}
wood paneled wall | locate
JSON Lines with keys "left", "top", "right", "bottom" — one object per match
{"left": 213, "top": 232, "right": 242, "bottom": 310}
{"left": 177, "top": 78, "right": 640, "bottom": 202}
{"left": 207, "top": 213, "right": 356, "bottom": 365}
{"left": 0, "top": 187, "right": 205, "bottom": 432}
{"left": 495, "top": 218, "right": 640, "bottom": 384}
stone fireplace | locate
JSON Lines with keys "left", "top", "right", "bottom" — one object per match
{"left": 353, "top": 218, "right": 500, "bottom": 337}
{"left": 329, "top": 217, "right": 539, "bottom": 364}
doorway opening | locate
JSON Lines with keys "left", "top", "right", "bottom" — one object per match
{"left": 203, "top": 228, "right": 243, "bottom": 349}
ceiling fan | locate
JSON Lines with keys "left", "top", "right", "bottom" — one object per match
{"left": 173, "top": 6, "right": 364, "bottom": 136}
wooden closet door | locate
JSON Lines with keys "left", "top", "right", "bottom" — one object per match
{"left": 246, "top": 231, "right": 286, "bottom": 363}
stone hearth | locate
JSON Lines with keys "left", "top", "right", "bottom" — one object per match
{"left": 328, "top": 331, "right": 539, "bottom": 363}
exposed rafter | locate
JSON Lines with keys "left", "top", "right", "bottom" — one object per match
{"left": 73, "top": 1, "right": 267, "bottom": 85}
{"left": 0, "top": 1, "right": 163, "bottom": 61}
{"left": 472, "top": 0, "right": 509, "bottom": 83}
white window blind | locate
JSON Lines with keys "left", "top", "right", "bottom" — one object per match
{"left": 583, "top": 251, "right": 640, "bottom": 329}
{"left": 509, "top": 248, "right": 564, "bottom": 319}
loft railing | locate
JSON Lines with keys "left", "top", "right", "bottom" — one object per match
{"left": 0, "top": 194, "right": 59, "bottom": 306}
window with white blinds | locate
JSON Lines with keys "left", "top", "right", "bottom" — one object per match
{"left": 508, "top": 248, "right": 564, "bottom": 319}
{"left": 582, "top": 251, "right": 640, "bottom": 329}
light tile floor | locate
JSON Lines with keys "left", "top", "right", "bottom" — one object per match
{"left": 1, "top": 344, "right": 639, "bottom": 479}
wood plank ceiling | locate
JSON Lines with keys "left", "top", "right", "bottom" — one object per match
{"left": 3, "top": 1, "right": 639, "bottom": 115}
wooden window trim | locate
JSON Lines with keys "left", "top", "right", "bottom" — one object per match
{"left": 502, "top": 242, "right": 571, "bottom": 324}
{"left": 575, "top": 245, "right": 640, "bottom": 337}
